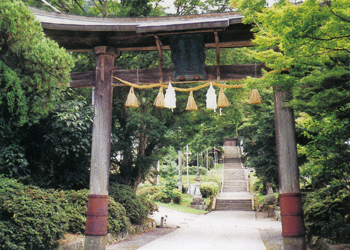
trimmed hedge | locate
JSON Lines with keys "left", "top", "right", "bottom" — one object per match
{"left": 0, "top": 178, "right": 68, "bottom": 250}
{"left": 303, "top": 183, "right": 350, "bottom": 244}
{"left": 137, "top": 185, "right": 181, "bottom": 204}
{"left": 0, "top": 177, "right": 156, "bottom": 250}
{"left": 62, "top": 189, "right": 129, "bottom": 234}
{"left": 200, "top": 182, "right": 220, "bottom": 198}
{"left": 109, "top": 182, "right": 157, "bottom": 225}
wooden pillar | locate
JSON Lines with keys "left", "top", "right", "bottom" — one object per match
{"left": 273, "top": 89, "right": 306, "bottom": 250}
{"left": 85, "top": 46, "right": 118, "bottom": 250}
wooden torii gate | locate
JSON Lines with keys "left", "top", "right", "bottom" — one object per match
{"left": 30, "top": 6, "right": 306, "bottom": 250}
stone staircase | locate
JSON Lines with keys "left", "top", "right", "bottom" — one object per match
{"left": 215, "top": 146, "right": 252, "bottom": 211}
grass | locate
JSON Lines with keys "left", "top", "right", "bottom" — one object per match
{"left": 180, "top": 193, "right": 210, "bottom": 206}
{"left": 155, "top": 193, "right": 211, "bottom": 215}
{"left": 156, "top": 201, "right": 208, "bottom": 214}
{"left": 148, "top": 165, "right": 222, "bottom": 214}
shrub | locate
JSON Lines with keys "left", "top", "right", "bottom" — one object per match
{"left": 253, "top": 178, "right": 267, "bottom": 195}
{"left": 303, "top": 182, "right": 350, "bottom": 244}
{"left": 142, "top": 184, "right": 181, "bottom": 204}
{"left": 63, "top": 189, "right": 128, "bottom": 234}
{"left": 203, "top": 169, "right": 222, "bottom": 187}
{"left": 172, "top": 188, "right": 182, "bottom": 204}
{"left": 0, "top": 144, "right": 29, "bottom": 180}
{"left": 109, "top": 182, "right": 156, "bottom": 224}
{"left": 208, "top": 156, "right": 214, "bottom": 169}
{"left": 136, "top": 185, "right": 159, "bottom": 198}
{"left": 0, "top": 177, "right": 129, "bottom": 250}
{"left": 107, "top": 198, "right": 129, "bottom": 233}
{"left": 139, "top": 196, "right": 158, "bottom": 214}
{"left": 149, "top": 191, "right": 166, "bottom": 202}
{"left": 200, "top": 182, "right": 220, "bottom": 198}
{"left": 0, "top": 177, "right": 68, "bottom": 250}
{"left": 182, "top": 166, "right": 207, "bottom": 175}
{"left": 62, "top": 189, "right": 87, "bottom": 234}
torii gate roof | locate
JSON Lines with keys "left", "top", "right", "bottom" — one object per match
{"left": 29, "top": 7, "right": 253, "bottom": 52}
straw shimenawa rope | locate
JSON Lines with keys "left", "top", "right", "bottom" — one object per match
{"left": 113, "top": 76, "right": 246, "bottom": 91}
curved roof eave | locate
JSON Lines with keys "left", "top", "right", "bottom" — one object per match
{"left": 28, "top": 6, "right": 252, "bottom": 51}
{"left": 29, "top": 6, "right": 244, "bottom": 33}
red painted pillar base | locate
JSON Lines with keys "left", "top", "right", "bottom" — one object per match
{"left": 279, "top": 193, "right": 305, "bottom": 237}
{"left": 85, "top": 195, "right": 109, "bottom": 236}
{"left": 280, "top": 193, "right": 307, "bottom": 250}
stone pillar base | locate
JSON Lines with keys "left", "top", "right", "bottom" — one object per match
{"left": 84, "top": 235, "right": 107, "bottom": 250}
{"left": 283, "top": 236, "right": 306, "bottom": 250}
{"left": 191, "top": 198, "right": 207, "bottom": 210}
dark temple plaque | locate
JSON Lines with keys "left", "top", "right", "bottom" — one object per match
{"left": 169, "top": 34, "right": 207, "bottom": 81}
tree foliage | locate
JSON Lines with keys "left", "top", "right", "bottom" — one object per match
{"left": 304, "top": 182, "right": 350, "bottom": 243}
{"left": 0, "top": 90, "right": 93, "bottom": 189}
{"left": 232, "top": 0, "right": 350, "bottom": 241}
{"left": 240, "top": 88, "right": 278, "bottom": 186}
{"left": 0, "top": 0, "right": 77, "bottom": 188}
{"left": 0, "top": 0, "right": 74, "bottom": 132}
{"left": 232, "top": 0, "right": 350, "bottom": 186}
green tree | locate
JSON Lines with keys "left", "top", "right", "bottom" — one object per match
{"left": 240, "top": 88, "right": 278, "bottom": 188}
{"left": 0, "top": 90, "right": 93, "bottom": 189}
{"left": 174, "top": 0, "right": 234, "bottom": 15}
{"left": 25, "top": 0, "right": 162, "bottom": 17}
{"left": 232, "top": 0, "right": 350, "bottom": 188}
{"left": 294, "top": 73, "right": 350, "bottom": 188}
{"left": 0, "top": 0, "right": 74, "bottom": 132}
{"left": 0, "top": 0, "right": 74, "bottom": 182}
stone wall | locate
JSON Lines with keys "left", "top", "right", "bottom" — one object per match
{"left": 55, "top": 221, "right": 156, "bottom": 250}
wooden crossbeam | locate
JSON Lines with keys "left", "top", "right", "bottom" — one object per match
{"left": 70, "top": 64, "right": 264, "bottom": 88}
{"left": 67, "top": 41, "right": 254, "bottom": 53}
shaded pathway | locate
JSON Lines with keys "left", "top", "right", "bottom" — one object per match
{"left": 108, "top": 207, "right": 282, "bottom": 250}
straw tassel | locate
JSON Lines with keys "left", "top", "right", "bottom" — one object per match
{"left": 249, "top": 89, "right": 262, "bottom": 104}
{"left": 164, "top": 82, "right": 176, "bottom": 111}
{"left": 186, "top": 91, "right": 198, "bottom": 111}
{"left": 125, "top": 87, "right": 139, "bottom": 108}
{"left": 217, "top": 87, "right": 230, "bottom": 108}
{"left": 206, "top": 82, "right": 217, "bottom": 112}
{"left": 154, "top": 87, "right": 165, "bottom": 108}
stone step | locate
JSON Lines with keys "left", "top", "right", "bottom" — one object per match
{"left": 223, "top": 146, "right": 240, "bottom": 159}
{"left": 224, "top": 164, "right": 243, "bottom": 170}
{"left": 224, "top": 158, "right": 241, "bottom": 164}
{"left": 223, "top": 180, "right": 247, "bottom": 185}
{"left": 222, "top": 179, "right": 248, "bottom": 192}
{"left": 223, "top": 171, "right": 246, "bottom": 180}
{"left": 222, "top": 187, "right": 248, "bottom": 192}
{"left": 224, "top": 177, "right": 246, "bottom": 182}
{"left": 215, "top": 199, "right": 252, "bottom": 211}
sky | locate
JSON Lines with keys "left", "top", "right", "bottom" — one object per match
{"left": 159, "top": 0, "right": 177, "bottom": 14}
{"left": 158, "top": 0, "right": 294, "bottom": 14}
